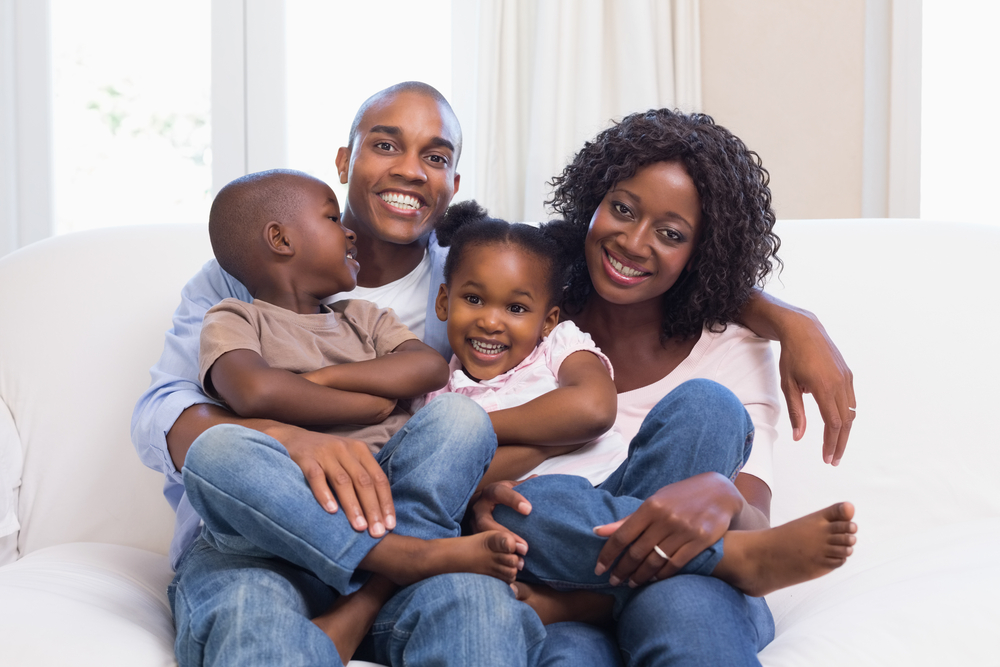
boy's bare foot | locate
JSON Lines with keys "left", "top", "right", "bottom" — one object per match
{"left": 713, "top": 501, "right": 858, "bottom": 597}
{"left": 361, "top": 531, "right": 524, "bottom": 587}
{"left": 512, "top": 581, "right": 614, "bottom": 626}
{"left": 312, "top": 574, "right": 397, "bottom": 664}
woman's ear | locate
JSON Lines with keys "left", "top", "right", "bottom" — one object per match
{"left": 264, "top": 221, "right": 294, "bottom": 257}
{"left": 541, "top": 306, "right": 560, "bottom": 338}
{"left": 434, "top": 283, "right": 450, "bottom": 321}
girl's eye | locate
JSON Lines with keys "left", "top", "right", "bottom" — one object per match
{"left": 612, "top": 201, "right": 634, "bottom": 219}
{"left": 508, "top": 304, "right": 528, "bottom": 314}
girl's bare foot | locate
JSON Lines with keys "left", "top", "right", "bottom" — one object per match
{"left": 361, "top": 530, "right": 524, "bottom": 587}
{"left": 512, "top": 581, "right": 614, "bottom": 626}
{"left": 312, "top": 574, "right": 397, "bottom": 664}
{"left": 714, "top": 501, "right": 858, "bottom": 597}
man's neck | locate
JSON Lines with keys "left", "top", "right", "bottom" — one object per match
{"left": 352, "top": 227, "right": 429, "bottom": 288}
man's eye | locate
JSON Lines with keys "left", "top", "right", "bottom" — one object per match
{"left": 375, "top": 141, "right": 394, "bottom": 151}
{"left": 428, "top": 154, "right": 448, "bottom": 165}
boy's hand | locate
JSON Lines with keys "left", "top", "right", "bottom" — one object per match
{"left": 266, "top": 422, "right": 395, "bottom": 537}
{"left": 467, "top": 480, "right": 532, "bottom": 556}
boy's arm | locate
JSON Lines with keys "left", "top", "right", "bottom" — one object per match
{"left": 488, "top": 350, "right": 618, "bottom": 446}
{"left": 208, "top": 349, "right": 397, "bottom": 426}
{"left": 737, "top": 289, "right": 856, "bottom": 465}
{"left": 301, "top": 340, "right": 450, "bottom": 398}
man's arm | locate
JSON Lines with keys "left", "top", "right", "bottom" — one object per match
{"left": 738, "top": 289, "right": 856, "bottom": 465}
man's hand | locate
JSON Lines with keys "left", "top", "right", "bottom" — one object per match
{"left": 266, "top": 422, "right": 395, "bottom": 537}
{"left": 592, "top": 473, "right": 743, "bottom": 587}
{"left": 777, "top": 310, "right": 856, "bottom": 466}
{"left": 467, "top": 480, "right": 531, "bottom": 556}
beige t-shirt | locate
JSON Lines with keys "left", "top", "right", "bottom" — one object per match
{"left": 199, "top": 298, "right": 418, "bottom": 453}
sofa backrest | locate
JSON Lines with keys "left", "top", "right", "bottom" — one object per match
{"left": 0, "top": 224, "right": 213, "bottom": 558}
{"left": 766, "top": 219, "right": 1000, "bottom": 540}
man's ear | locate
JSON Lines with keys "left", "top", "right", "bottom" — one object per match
{"left": 264, "top": 221, "right": 294, "bottom": 257}
{"left": 335, "top": 147, "right": 350, "bottom": 184}
{"left": 434, "top": 283, "right": 450, "bottom": 322}
{"left": 540, "top": 306, "right": 560, "bottom": 338}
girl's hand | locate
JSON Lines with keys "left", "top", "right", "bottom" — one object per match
{"left": 467, "top": 479, "right": 533, "bottom": 556}
{"left": 592, "top": 472, "right": 743, "bottom": 587}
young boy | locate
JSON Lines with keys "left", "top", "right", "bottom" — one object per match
{"left": 185, "top": 169, "right": 522, "bottom": 662}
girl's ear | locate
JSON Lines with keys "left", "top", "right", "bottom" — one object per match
{"left": 434, "top": 283, "right": 450, "bottom": 322}
{"left": 265, "top": 221, "right": 294, "bottom": 257}
{"left": 540, "top": 306, "right": 560, "bottom": 338}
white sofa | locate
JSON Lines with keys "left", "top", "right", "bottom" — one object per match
{"left": 0, "top": 220, "right": 997, "bottom": 666}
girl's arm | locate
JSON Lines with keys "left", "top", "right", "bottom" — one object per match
{"left": 301, "top": 340, "right": 450, "bottom": 398}
{"left": 208, "top": 349, "right": 397, "bottom": 426}
{"left": 488, "top": 350, "right": 618, "bottom": 446}
{"left": 737, "top": 289, "right": 856, "bottom": 465}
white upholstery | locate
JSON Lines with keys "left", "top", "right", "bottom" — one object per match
{"left": 0, "top": 220, "right": 996, "bottom": 665}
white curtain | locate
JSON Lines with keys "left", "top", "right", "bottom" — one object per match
{"left": 466, "top": 0, "right": 701, "bottom": 222}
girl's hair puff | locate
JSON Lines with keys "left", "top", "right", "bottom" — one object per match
{"left": 546, "top": 108, "right": 781, "bottom": 340}
{"left": 437, "top": 200, "right": 566, "bottom": 307}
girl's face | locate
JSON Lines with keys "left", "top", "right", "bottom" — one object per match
{"left": 435, "top": 243, "right": 560, "bottom": 381}
{"left": 585, "top": 161, "right": 702, "bottom": 308}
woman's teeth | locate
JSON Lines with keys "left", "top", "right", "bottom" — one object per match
{"left": 608, "top": 253, "right": 647, "bottom": 277}
{"left": 471, "top": 340, "right": 507, "bottom": 355}
{"left": 380, "top": 192, "right": 421, "bottom": 210}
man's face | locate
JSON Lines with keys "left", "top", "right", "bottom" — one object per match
{"left": 336, "top": 91, "right": 461, "bottom": 246}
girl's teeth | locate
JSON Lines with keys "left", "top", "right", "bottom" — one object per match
{"left": 471, "top": 340, "right": 507, "bottom": 355}
{"left": 608, "top": 254, "right": 647, "bottom": 277}
{"left": 380, "top": 192, "right": 421, "bottom": 210}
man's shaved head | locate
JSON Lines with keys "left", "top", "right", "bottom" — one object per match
{"left": 348, "top": 81, "right": 462, "bottom": 163}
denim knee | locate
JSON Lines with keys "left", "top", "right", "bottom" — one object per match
{"left": 185, "top": 423, "right": 284, "bottom": 477}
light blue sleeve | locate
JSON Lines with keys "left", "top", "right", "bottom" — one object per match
{"left": 130, "top": 259, "right": 252, "bottom": 486}
{"left": 423, "top": 232, "right": 453, "bottom": 359}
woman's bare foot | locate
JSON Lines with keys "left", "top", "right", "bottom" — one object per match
{"left": 512, "top": 581, "right": 614, "bottom": 626}
{"left": 361, "top": 530, "right": 524, "bottom": 587}
{"left": 713, "top": 501, "right": 858, "bottom": 597}
{"left": 312, "top": 574, "right": 397, "bottom": 664}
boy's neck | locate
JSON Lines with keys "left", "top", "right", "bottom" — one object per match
{"left": 252, "top": 287, "right": 327, "bottom": 316}
{"left": 352, "top": 226, "right": 429, "bottom": 288}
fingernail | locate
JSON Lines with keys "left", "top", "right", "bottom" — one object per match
{"left": 354, "top": 516, "right": 367, "bottom": 530}
{"left": 628, "top": 579, "right": 637, "bottom": 589}
{"left": 594, "top": 563, "right": 606, "bottom": 576}
{"left": 324, "top": 501, "right": 338, "bottom": 513}
{"left": 832, "top": 458, "right": 841, "bottom": 467}
{"left": 824, "top": 454, "right": 833, "bottom": 464}
{"left": 518, "top": 502, "right": 532, "bottom": 514}
{"left": 372, "top": 522, "right": 385, "bottom": 537}
{"left": 385, "top": 514, "right": 396, "bottom": 530}
{"left": 510, "top": 583, "right": 518, "bottom": 594}
{"left": 517, "top": 558, "right": 524, "bottom": 571}
{"left": 516, "top": 543, "right": 528, "bottom": 556}
{"left": 609, "top": 575, "right": 621, "bottom": 586}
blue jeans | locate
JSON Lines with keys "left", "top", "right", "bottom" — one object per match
{"left": 171, "top": 394, "right": 545, "bottom": 666}
{"left": 498, "top": 379, "right": 775, "bottom": 666}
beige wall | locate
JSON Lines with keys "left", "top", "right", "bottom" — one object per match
{"left": 700, "top": 0, "right": 866, "bottom": 219}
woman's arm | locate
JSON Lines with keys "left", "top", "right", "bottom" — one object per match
{"left": 738, "top": 289, "right": 856, "bottom": 465}
{"left": 301, "top": 339, "right": 450, "bottom": 398}
{"left": 488, "top": 350, "right": 618, "bottom": 446}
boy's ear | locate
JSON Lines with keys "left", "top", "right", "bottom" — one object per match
{"left": 264, "top": 221, "right": 294, "bottom": 257}
{"left": 335, "top": 147, "right": 350, "bottom": 184}
{"left": 434, "top": 284, "right": 450, "bottom": 322}
{"left": 540, "top": 306, "right": 560, "bottom": 338}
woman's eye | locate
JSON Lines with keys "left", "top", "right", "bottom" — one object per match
{"left": 657, "top": 228, "right": 683, "bottom": 242}
{"left": 612, "top": 201, "right": 634, "bottom": 218}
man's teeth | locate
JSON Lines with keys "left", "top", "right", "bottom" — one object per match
{"left": 380, "top": 192, "right": 422, "bottom": 210}
{"left": 608, "top": 254, "right": 647, "bottom": 277}
{"left": 471, "top": 340, "right": 507, "bottom": 355}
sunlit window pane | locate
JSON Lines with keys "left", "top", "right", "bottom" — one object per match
{"left": 50, "top": 0, "right": 212, "bottom": 234}
{"left": 285, "top": 0, "right": 452, "bottom": 202}
{"left": 921, "top": 1, "right": 1000, "bottom": 225}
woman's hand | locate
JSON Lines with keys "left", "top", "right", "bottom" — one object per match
{"left": 466, "top": 480, "right": 532, "bottom": 556}
{"left": 592, "top": 472, "right": 744, "bottom": 587}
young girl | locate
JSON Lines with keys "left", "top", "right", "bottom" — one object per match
{"left": 429, "top": 199, "right": 857, "bottom": 625}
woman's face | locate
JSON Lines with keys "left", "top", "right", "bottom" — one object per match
{"left": 585, "top": 161, "right": 702, "bottom": 307}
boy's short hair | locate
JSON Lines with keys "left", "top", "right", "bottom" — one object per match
{"left": 208, "top": 169, "right": 315, "bottom": 289}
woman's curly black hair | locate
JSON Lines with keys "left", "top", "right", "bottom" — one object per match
{"left": 436, "top": 200, "right": 566, "bottom": 307}
{"left": 545, "top": 108, "right": 781, "bottom": 340}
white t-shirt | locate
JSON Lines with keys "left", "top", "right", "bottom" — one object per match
{"left": 614, "top": 324, "right": 780, "bottom": 489}
{"left": 328, "top": 249, "right": 432, "bottom": 340}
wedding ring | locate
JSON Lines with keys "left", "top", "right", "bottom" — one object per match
{"left": 848, "top": 407, "right": 857, "bottom": 412}
{"left": 653, "top": 545, "right": 670, "bottom": 562}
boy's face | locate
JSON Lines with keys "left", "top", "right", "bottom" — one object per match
{"left": 336, "top": 91, "right": 461, "bottom": 246}
{"left": 288, "top": 178, "right": 359, "bottom": 298}
{"left": 435, "top": 243, "right": 559, "bottom": 382}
